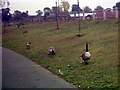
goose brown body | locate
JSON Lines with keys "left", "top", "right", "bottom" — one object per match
{"left": 80, "top": 43, "right": 91, "bottom": 65}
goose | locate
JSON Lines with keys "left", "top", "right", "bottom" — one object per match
{"left": 16, "top": 23, "right": 20, "bottom": 28}
{"left": 48, "top": 47, "right": 56, "bottom": 55}
{"left": 26, "top": 42, "right": 31, "bottom": 49}
{"left": 23, "top": 30, "right": 28, "bottom": 34}
{"left": 80, "top": 43, "right": 91, "bottom": 65}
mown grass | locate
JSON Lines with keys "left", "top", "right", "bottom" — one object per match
{"left": 2, "top": 19, "right": 119, "bottom": 89}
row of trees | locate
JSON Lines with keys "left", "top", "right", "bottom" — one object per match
{"left": 12, "top": 4, "right": 118, "bottom": 21}
{"left": 12, "top": 10, "right": 28, "bottom": 22}
{"left": 2, "top": 1, "right": 120, "bottom": 23}
{"left": 1, "top": 0, "right": 120, "bottom": 33}
{"left": 35, "top": 1, "right": 119, "bottom": 17}
{"left": 35, "top": 0, "right": 70, "bottom": 17}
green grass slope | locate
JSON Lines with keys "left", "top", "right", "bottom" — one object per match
{"left": 3, "top": 19, "right": 118, "bottom": 88}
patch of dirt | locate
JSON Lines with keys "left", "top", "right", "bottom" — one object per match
{"left": 57, "top": 34, "right": 86, "bottom": 42}
{"left": 50, "top": 28, "right": 60, "bottom": 32}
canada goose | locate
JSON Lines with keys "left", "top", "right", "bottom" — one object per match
{"left": 48, "top": 47, "right": 55, "bottom": 55}
{"left": 23, "top": 30, "right": 28, "bottom": 34}
{"left": 80, "top": 43, "right": 91, "bottom": 65}
{"left": 16, "top": 23, "right": 20, "bottom": 28}
{"left": 26, "top": 42, "right": 31, "bottom": 49}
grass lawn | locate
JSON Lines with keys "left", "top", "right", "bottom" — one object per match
{"left": 2, "top": 19, "right": 119, "bottom": 89}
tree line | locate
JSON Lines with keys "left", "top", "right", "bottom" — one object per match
{"left": 1, "top": 1, "right": 120, "bottom": 25}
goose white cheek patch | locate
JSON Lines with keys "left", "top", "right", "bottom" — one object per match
{"left": 85, "top": 52, "right": 91, "bottom": 57}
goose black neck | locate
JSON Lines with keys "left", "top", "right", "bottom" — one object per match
{"left": 86, "top": 43, "right": 89, "bottom": 52}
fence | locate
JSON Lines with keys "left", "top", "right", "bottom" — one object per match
{"left": 82, "top": 7, "right": 119, "bottom": 20}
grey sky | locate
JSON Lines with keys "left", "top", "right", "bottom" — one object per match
{"left": 9, "top": 0, "right": 119, "bottom": 15}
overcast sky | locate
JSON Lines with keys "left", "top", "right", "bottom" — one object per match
{"left": 8, "top": 0, "right": 120, "bottom": 15}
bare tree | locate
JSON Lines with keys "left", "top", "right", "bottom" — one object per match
{"left": 61, "top": 0, "right": 70, "bottom": 12}
{"left": 60, "top": 0, "right": 70, "bottom": 17}
{"left": 0, "top": 0, "right": 5, "bottom": 9}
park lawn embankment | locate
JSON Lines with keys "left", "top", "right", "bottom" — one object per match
{"left": 3, "top": 20, "right": 119, "bottom": 88}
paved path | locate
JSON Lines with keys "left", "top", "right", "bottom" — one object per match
{"left": 2, "top": 47, "right": 77, "bottom": 88}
